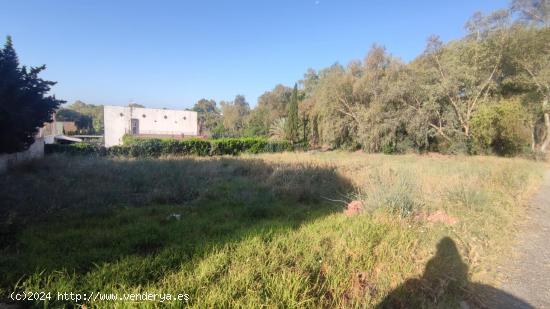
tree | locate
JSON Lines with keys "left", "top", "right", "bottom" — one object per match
{"left": 63, "top": 100, "right": 104, "bottom": 134}
{"left": 56, "top": 108, "right": 94, "bottom": 133}
{"left": 247, "top": 84, "right": 292, "bottom": 137}
{"left": 220, "top": 95, "right": 250, "bottom": 137}
{"left": 0, "top": 36, "right": 63, "bottom": 153}
{"left": 244, "top": 107, "right": 269, "bottom": 137}
{"left": 507, "top": 3, "right": 550, "bottom": 152}
{"left": 285, "top": 84, "right": 300, "bottom": 143}
{"left": 213, "top": 0, "right": 547, "bottom": 156}
{"left": 192, "top": 98, "right": 221, "bottom": 136}
{"left": 418, "top": 11, "right": 511, "bottom": 151}
{"left": 512, "top": 0, "right": 550, "bottom": 26}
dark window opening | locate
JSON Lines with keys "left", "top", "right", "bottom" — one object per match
{"left": 131, "top": 118, "right": 139, "bottom": 135}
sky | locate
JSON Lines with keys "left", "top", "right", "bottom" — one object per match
{"left": 0, "top": 0, "right": 509, "bottom": 109}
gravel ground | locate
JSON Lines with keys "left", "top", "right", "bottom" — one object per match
{"left": 486, "top": 170, "right": 550, "bottom": 308}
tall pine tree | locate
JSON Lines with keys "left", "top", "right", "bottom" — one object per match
{"left": 0, "top": 36, "right": 63, "bottom": 153}
{"left": 285, "top": 83, "right": 300, "bottom": 143}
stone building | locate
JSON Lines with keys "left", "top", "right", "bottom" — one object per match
{"left": 103, "top": 105, "right": 198, "bottom": 147}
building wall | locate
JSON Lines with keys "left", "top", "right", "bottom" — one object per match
{"left": 104, "top": 105, "right": 198, "bottom": 147}
{"left": 0, "top": 138, "right": 44, "bottom": 174}
{"left": 104, "top": 106, "right": 129, "bottom": 147}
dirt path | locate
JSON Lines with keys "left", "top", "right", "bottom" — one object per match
{"left": 486, "top": 170, "right": 550, "bottom": 308}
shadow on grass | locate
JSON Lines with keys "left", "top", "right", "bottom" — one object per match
{"left": 0, "top": 155, "right": 353, "bottom": 305}
{"left": 377, "top": 237, "right": 533, "bottom": 308}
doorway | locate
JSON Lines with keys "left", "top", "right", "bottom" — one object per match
{"left": 131, "top": 118, "right": 139, "bottom": 135}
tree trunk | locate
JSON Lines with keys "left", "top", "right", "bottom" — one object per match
{"left": 541, "top": 112, "right": 550, "bottom": 153}
{"left": 530, "top": 122, "right": 536, "bottom": 152}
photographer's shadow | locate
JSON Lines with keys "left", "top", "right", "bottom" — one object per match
{"left": 376, "top": 237, "right": 533, "bottom": 309}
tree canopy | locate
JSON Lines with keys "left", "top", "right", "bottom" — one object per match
{"left": 56, "top": 100, "right": 104, "bottom": 134}
{"left": 0, "top": 36, "right": 64, "bottom": 153}
{"left": 210, "top": 0, "right": 550, "bottom": 156}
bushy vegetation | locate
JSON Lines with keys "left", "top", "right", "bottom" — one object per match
{"left": 181, "top": 1, "right": 549, "bottom": 157}
{"left": 0, "top": 153, "right": 544, "bottom": 307}
{"left": 45, "top": 137, "right": 292, "bottom": 157}
{"left": 56, "top": 100, "right": 104, "bottom": 134}
{"left": 470, "top": 99, "right": 532, "bottom": 156}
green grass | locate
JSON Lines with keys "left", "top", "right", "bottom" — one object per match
{"left": 0, "top": 152, "right": 545, "bottom": 307}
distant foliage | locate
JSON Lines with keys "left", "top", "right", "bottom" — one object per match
{"left": 56, "top": 100, "right": 104, "bottom": 134}
{"left": 247, "top": 85, "right": 292, "bottom": 138}
{"left": 192, "top": 98, "right": 222, "bottom": 136}
{"left": 45, "top": 138, "right": 292, "bottom": 157}
{"left": 221, "top": 1, "right": 549, "bottom": 156}
{"left": 0, "top": 36, "right": 64, "bottom": 153}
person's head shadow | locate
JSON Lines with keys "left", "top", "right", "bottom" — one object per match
{"left": 376, "top": 237, "right": 533, "bottom": 308}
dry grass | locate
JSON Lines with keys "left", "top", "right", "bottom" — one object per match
{"left": 0, "top": 152, "right": 545, "bottom": 307}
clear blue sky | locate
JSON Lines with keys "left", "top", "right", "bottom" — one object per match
{"left": 1, "top": 0, "right": 508, "bottom": 109}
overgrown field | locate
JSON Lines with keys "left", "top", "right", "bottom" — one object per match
{"left": 0, "top": 152, "right": 545, "bottom": 308}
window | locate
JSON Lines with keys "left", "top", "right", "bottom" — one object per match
{"left": 119, "top": 113, "right": 124, "bottom": 117}
{"left": 164, "top": 115, "right": 168, "bottom": 119}
{"left": 183, "top": 116, "right": 187, "bottom": 120}
{"left": 142, "top": 114, "right": 146, "bottom": 118}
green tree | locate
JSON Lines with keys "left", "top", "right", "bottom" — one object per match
{"left": 192, "top": 98, "right": 221, "bottom": 136}
{"left": 285, "top": 84, "right": 300, "bottom": 143}
{"left": 507, "top": 4, "right": 550, "bottom": 152}
{"left": 420, "top": 11, "right": 510, "bottom": 148}
{"left": 56, "top": 108, "right": 95, "bottom": 133}
{"left": 512, "top": 0, "right": 550, "bottom": 26}
{"left": 0, "top": 36, "right": 63, "bottom": 153}
{"left": 64, "top": 100, "right": 104, "bottom": 134}
{"left": 220, "top": 95, "right": 250, "bottom": 137}
{"left": 246, "top": 84, "right": 292, "bottom": 137}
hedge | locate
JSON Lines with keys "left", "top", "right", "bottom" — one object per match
{"left": 45, "top": 138, "right": 292, "bottom": 157}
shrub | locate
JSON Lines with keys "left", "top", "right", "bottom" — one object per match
{"left": 210, "top": 138, "right": 273, "bottom": 155}
{"left": 45, "top": 143, "right": 104, "bottom": 156}
{"left": 359, "top": 169, "right": 422, "bottom": 217}
{"left": 471, "top": 100, "right": 531, "bottom": 156}
{"left": 45, "top": 138, "right": 293, "bottom": 158}
{"left": 263, "top": 140, "right": 293, "bottom": 153}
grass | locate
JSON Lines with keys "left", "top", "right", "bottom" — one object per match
{"left": 0, "top": 152, "right": 545, "bottom": 308}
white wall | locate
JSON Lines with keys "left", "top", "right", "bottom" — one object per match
{"left": 104, "top": 106, "right": 198, "bottom": 147}
{"left": 104, "top": 106, "right": 129, "bottom": 147}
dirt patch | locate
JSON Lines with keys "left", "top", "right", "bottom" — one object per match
{"left": 344, "top": 271, "right": 377, "bottom": 303}
{"left": 344, "top": 200, "right": 364, "bottom": 217}
{"left": 415, "top": 210, "right": 459, "bottom": 225}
